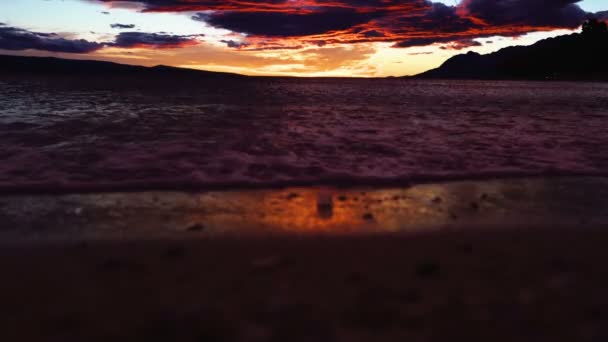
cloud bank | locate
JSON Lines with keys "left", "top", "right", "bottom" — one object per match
{"left": 0, "top": 26, "right": 202, "bottom": 53}
{"left": 110, "top": 32, "right": 202, "bottom": 48}
{"left": 110, "top": 23, "right": 136, "bottom": 29}
{"left": 3, "top": 0, "right": 604, "bottom": 56}
{"left": 92, "top": 0, "right": 602, "bottom": 49}
{"left": 0, "top": 25, "right": 103, "bottom": 53}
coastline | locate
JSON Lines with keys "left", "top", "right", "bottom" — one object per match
{"left": 1, "top": 176, "right": 607, "bottom": 242}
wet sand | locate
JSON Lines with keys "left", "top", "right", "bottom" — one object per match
{"left": 3, "top": 230, "right": 608, "bottom": 341}
{"left": 1, "top": 177, "right": 607, "bottom": 241}
{"left": 1, "top": 177, "right": 608, "bottom": 341}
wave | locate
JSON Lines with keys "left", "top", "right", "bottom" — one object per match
{"left": 1, "top": 78, "right": 607, "bottom": 194}
{"left": 1, "top": 170, "right": 607, "bottom": 195}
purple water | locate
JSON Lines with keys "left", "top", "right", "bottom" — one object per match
{"left": 1, "top": 78, "right": 607, "bottom": 192}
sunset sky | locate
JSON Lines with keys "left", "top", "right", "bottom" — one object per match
{"left": 1, "top": 0, "right": 607, "bottom": 77}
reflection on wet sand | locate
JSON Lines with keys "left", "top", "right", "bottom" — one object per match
{"left": 1, "top": 177, "right": 608, "bottom": 241}
{"left": 201, "top": 186, "right": 449, "bottom": 234}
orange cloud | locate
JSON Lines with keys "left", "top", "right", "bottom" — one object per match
{"left": 91, "top": 0, "right": 595, "bottom": 50}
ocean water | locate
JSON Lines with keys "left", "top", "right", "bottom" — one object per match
{"left": 0, "top": 78, "right": 607, "bottom": 192}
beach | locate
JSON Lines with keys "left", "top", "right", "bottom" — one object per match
{"left": 1, "top": 74, "right": 607, "bottom": 342}
{"left": 2, "top": 224, "right": 608, "bottom": 341}
{"left": 1, "top": 177, "right": 608, "bottom": 341}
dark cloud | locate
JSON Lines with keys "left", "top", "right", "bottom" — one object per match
{"left": 0, "top": 25, "right": 204, "bottom": 53}
{"left": 193, "top": 8, "right": 380, "bottom": 37}
{"left": 408, "top": 51, "right": 433, "bottom": 55}
{"left": 110, "top": 23, "right": 136, "bottom": 29}
{"left": 440, "top": 39, "right": 483, "bottom": 50}
{"left": 220, "top": 39, "right": 249, "bottom": 48}
{"left": 462, "top": 0, "right": 587, "bottom": 28}
{"left": 93, "top": 0, "right": 416, "bottom": 12}
{"left": 362, "top": 30, "right": 385, "bottom": 38}
{"left": 0, "top": 26, "right": 103, "bottom": 53}
{"left": 391, "top": 0, "right": 580, "bottom": 48}
{"left": 594, "top": 11, "right": 608, "bottom": 21}
{"left": 109, "top": 32, "right": 203, "bottom": 48}
{"left": 83, "top": 0, "right": 604, "bottom": 49}
{"left": 394, "top": 36, "right": 464, "bottom": 48}
{"left": 398, "top": 2, "right": 476, "bottom": 33}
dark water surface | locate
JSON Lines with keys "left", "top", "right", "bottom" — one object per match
{"left": 1, "top": 78, "right": 607, "bottom": 192}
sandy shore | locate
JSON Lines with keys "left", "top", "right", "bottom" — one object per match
{"left": 2, "top": 230, "right": 608, "bottom": 341}
{"left": 1, "top": 177, "right": 608, "bottom": 341}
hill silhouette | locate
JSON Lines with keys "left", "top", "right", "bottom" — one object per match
{"left": 416, "top": 19, "right": 608, "bottom": 81}
{"left": 0, "top": 54, "right": 244, "bottom": 79}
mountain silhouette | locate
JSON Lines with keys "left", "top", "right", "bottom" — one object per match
{"left": 416, "top": 19, "right": 608, "bottom": 81}
{"left": 0, "top": 54, "right": 243, "bottom": 79}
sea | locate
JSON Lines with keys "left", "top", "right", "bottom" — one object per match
{"left": 1, "top": 78, "right": 607, "bottom": 193}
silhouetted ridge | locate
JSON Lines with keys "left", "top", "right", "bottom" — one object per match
{"left": 0, "top": 54, "right": 243, "bottom": 78}
{"left": 416, "top": 20, "right": 608, "bottom": 81}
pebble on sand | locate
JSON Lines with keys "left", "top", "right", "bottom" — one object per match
{"left": 251, "top": 255, "right": 285, "bottom": 271}
{"left": 415, "top": 261, "right": 441, "bottom": 277}
{"left": 362, "top": 213, "right": 375, "bottom": 221}
{"left": 98, "top": 258, "right": 125, "bottom": 271}
{"left": 97, "top": 258, "right": 145, "bottom": 272}
{"left": 317, "top": 193, "right": 334, "bottom": 219}
{"left": 459, "top": 243, "right": 473, "bottom": 254}
{"left": 165, "top": 246, "right": 186, "bottom": 258}
{"left": 186, "top": 223, "right": 205, "bottom": 232}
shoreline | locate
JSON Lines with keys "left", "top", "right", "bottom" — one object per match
{"left": 1, "top": 172, "right": 608, "bottom": 196}
{"left": 1, "top": 176, "right": 607, "bottom": 242}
